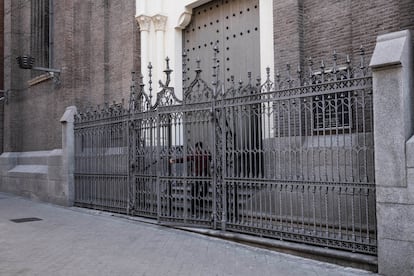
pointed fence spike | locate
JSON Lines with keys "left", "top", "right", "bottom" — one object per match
{"left": 196, "top": 57, "right": 201, "bottom": 69}
{"left": 163, "top": 57, "right": 173, "bottom": 87}
{"left": 139, "top": 74, "right": 144, "bottom": 85}
{"left": 148, "top": 62, "right": 153, "bottom": 100}
{"left": 286, "top": 64, "right": 291, "bottom": 81}
{"left": 256, "top": 75, "right": 261, "bottom": 87}
{"left": 194, "top": 57, "right": 202, "bottom": 77}
{"left": 332, "top": 50, "right": 338, "bottom": 73}
{"left": 286, "top": 63, "right": 291, "bottom": 71}
{"left": 359, "top": 46, "right": 365, "bottom": 68}
{"left": 276, "top": 70, "right": 280, "bottom": 81}
{"left": 165, "top": 56, "right": 171, "bottom": 71}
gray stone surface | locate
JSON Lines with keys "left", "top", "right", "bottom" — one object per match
{"left": 375, "top": 186, "right": 409, "bottom": 204}
{"left": 377, "top": 204, "right": 414, "bottom": 241}
{"left": 371, "top": 29, "right": 414, "bottom": 276}
{"left": 406, "top": 136, "right": 414, "bottom": 168}
{"left": 377, "top": 239, "right": 414, "bottom": 276}
{"left": 0, "top": 192, "right": 377, "bottom": 276}
{"left": 372, "top": 30, "right": 412, "bottom": 189}
{"left": 370, "top": 30, "right": 412, "bottom": 69}
{"left": 61, "top": 106, "right": 77, "bottom": 206}
{"left": 0, "top": 107, "right": 77, "bottom": 206}
{"left": 0, "top": 150, "right": 66, "bottom": 206}
{"left": 373, "top": 67, "right": 407, "bottom": 188}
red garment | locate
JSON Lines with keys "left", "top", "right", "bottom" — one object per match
{"left": 172, "top": 151, "right": 211, "bottom": 177}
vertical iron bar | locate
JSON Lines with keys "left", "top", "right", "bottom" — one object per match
{"left": 156, "top": 111, "right": 161, "bottom": 222}
{"left": 49, "top": 0, "right": 53, "bottom": 68}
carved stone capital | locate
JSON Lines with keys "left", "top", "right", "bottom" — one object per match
{"left": 152, "top": 14, "right": 168, "bottom": 32}
{"left": 136, "top": 15, "right": 152, "bottom": 32}
{"left": 176, "top": 10, "right": 192, "bottom": 30}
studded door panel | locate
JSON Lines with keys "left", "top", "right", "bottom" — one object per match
{"left": 183, "top": 0, "right": 260, "bottom": 88}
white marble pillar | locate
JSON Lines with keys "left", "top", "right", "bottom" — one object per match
{"left": 136, "top": 15, "right": 152, "bottom": 86}
{"left": 152, "top": 14, "right": 168, "bottom": 89}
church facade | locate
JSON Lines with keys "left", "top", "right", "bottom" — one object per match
{"left": 1, "top": 1, "right": 414, "bottom": 275}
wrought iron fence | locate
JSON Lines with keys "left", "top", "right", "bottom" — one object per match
{"left": 74, "top": 48, "right": 376, "bottom": 255}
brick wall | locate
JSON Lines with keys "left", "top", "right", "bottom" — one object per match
{"left": 3, "top": 0, "right": 139, "bottom": 152}
{"left": 0, "top": 0, "right": 4, "bottom": 153}
{"left": 273, "top": 0, "right": 304, "bottom": 72}
{"left": 273, "top": 0, "right": 414, "bottom": 73}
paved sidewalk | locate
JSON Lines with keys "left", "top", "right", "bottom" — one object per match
{"left": 0, "top": 193, "right": 378, "bottom": 276}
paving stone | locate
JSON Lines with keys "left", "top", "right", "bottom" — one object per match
{"left": 0, "top": 192, "right": 377, "bottom": 276}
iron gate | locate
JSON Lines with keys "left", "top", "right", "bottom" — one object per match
{"left": 74, "top": 48, "right": 377, "bottom": 255}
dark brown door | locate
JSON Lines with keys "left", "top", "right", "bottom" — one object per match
{"left": 183, "top": 0, "right": 260, "bottom": 88}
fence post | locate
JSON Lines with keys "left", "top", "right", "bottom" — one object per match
{"left": 370, "top": 30, "right": 414, "bottom": 276}
{"left": 60, "top": 106, "right": 77, "bottom": 206}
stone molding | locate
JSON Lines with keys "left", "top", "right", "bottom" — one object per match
{"left": 152, "top": 14, "right": 168, "bottom": 32}
{"left": 370, "top": 30, "right": 412, "bottom": 69}
{"left": 136, "top": 14, "right": 152, "bottom": 32}
{"left": 176, "top": 10, "right": 192, "bottom": 29}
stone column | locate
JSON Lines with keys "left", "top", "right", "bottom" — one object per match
{"left": 370, "top": 30, "right": 414, "bottom": 276}
{"left": 152, "top": 14, "right": 168, "bottom": 88}
{"left": 60, "top": 106, "right": 77, "bottom": 206}
{"left": 136, "top": 15, "right": 152, "bottom": 87}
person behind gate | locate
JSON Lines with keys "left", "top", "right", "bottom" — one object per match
{"left": 170, "top": 142, "right": 211, "bottom": 217}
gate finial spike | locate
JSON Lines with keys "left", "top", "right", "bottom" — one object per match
{"left": 163, "top": 57, "right": 173, "bottom": 87}
{"left": 332, "top": 50, "right": 338, "bottom": 73}
{"left": 212, "top": 45, "right": 220, "bottom": 91}
{"left": 148, "top": 62, "right": 153, "bottom": 100}
{"left": 359, "top": 45, "right": 365, "bottom": 69}
{"left": 182, "top": 50, "right": 188, "bottom": 89}
{"left": 139, "top": 74, "right": 144, "bottom": 87}
{"left": 286, "top": 64, "right": 292, "bottom": 87}
{"left": 195, "top": 57, "right": 202, "bottom": 77}
{"left": 131, "top": 71, "right": 136, "bottom": 83}
{"left": 307, "top": 57, "right": 313, "bottom": 77}
{"left": 213, "top": 43, "right": 219, "bottom": 53}
{"left": 165, "top": 56, "right": 170, "bottom": 70}
{"left": 346, "top": 54, "right": 351, "bottom": 66}
{"left": 297, "top": 65, "right": 303, "bottom": 84}
{"left": 320, "top": 60, "right": 325, "bottom": 71}
{"left": 196, "top": 57, "right": 201, "bottom": 69}
{"left": 266, "top": 67, "right": 271, "bottom": 81}
{"left": 320, "top": 60, "right": 326, "bottom": 82}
